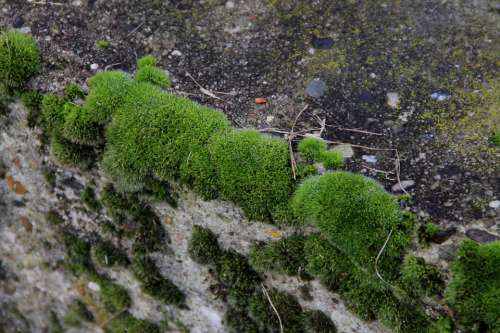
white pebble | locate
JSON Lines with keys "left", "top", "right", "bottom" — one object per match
{"left": 87, "top": 282, "right": 100, "bottom": 291}
{"left": 386, "top": 92, "right": 400, "bottom": 109}
{"left": 90, "top": 63, "right": 99, "bottom": 71}
{"left": 171, "top": 50, "right": 182, "bottom": 57}
{"left": 225, "top": 1, "right": 235, "bottom": 9}
{"left": 362, "top": 155, "right": 377, "bottom": 164}
{"left": 489, "top": 200, "right": 500, "bottom": 209}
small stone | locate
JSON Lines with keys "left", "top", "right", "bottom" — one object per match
{"left": 225, "top": 1, "right": 235, "bottom": 9}
{"left": 391, "top": 180, "right": 415, "bottom": 192}
{"left": 489, "top": 200, "right": 500, "bottom": 209}
{"left": 465, "top": 229, "right": 500, "bottom": 244}
{"left": 255, "top": 97, "right": 267, "bottom": 104}
{"left": 266, "top": 115, "right": 274, "bottom": 124}
{"left": 430, "top": 227, "right": 457, "bottom": 244}
{"left": 171, "top": 50, "right": 182, "bottom": 57}
{"left": 311, "top": 36, "right": 334, "bottom": 49}
{"left": 87, "top": 282, "right": 100, "bottom": 292}
{"left": 90, "top": 63, "right": 99, "bottom": 71}
{"left": 369, "top": 73, "right": 377, "bottom": 79}
{"left": 19, "top": 217, "right": 32, "bottom": 233}
{"left": 332, "top": 144, "right": 354, "bottom": 159}
{"left": 386, "top": 92, "right": 400, "bottom": 108}
{"left": 12, "top": 16, "right": 24, "bottom": 28}
{"left": 305, "top": 79, "right": 327, "bottom": 98}
{"left": 18, "top": 27, "right": 31, "bottom": 34}
{"left": 430, "top": 91, "right": 451, "bottom": 101}
{"left": 361, "top": 155, "right": 377, "bottom": 164}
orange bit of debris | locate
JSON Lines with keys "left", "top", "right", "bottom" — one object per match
{"left": 268, "top": 229, "right": 282, "bottom": 238}
{"left": 163, "top": 216, "right": 173, "bottom": 225}
{"left": 255, "top": 97, "right": 267, "bottom": 105}
{"left": 5, "top": 175, "right": 28, "bottom": 195}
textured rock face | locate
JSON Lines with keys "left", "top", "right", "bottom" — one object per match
{"left": 0, "top": 103, "right": 388, "bottom": 333}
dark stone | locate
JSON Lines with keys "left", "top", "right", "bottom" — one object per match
{"left": 305, "top": 79, "right": 327, "bottom": 98}
{"left": 59, "top": 177, "right": 84, "bottom": 192}
{"left": 12, "top": 16, "right": 24, "bottom": 28}
{"left": 12, "top": 200, "right": 26, "bottom": 207}
{"left": 430, "top": 227, "right": 457, "bottom": 244}
{"left": 311, "top": 36, "right": 334, "bottom": 49}
{"left": 465, "top": 228, "right": 500, "bottom": 244}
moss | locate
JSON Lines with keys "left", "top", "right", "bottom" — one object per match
{"left": 292, "top": 171, "right": 410, "bottom": 279}
{"left": 248, "top": 235, "right": 309, "bottom": 278}
{"left": 49, "top": 311, "right": 64, "bottom": 333}
{"left": 319, "top": 150, "right": 344, "bottom": 169}
{"left": 105, "top": 312, "right": 160, "bottom": 333}
{"left": 490, "top": 129, "right": 500, "bottom": 147}
{"left": 50, "top": 132, "right": 95, "bottom": 169}
{"left": 248, "top": 289, "right": 304, "bottom": 333}
{"left": 0, "top": 31, "right": 40, "bottom": 88}
{"left": 142, "top": 178, "right": 177, "bottom": 207}
{"left": 64, "top": 83, "right": 85, "bottom": 101}
{"left": 137, "top": 55, "right": 158, "bottom": 69}
{"left": 429, "top": 317, "right": 453, "bottom": 333}
{"left": 60, "top": 230, "right": 92, "bottom": 275}
{"left": 131, "top": 254, "right": 184, "bottom": 305}
{"left": 97, "top": 40, "right": 110, "bottom": 50}
{"left": 418, "top": 222, "right": 441, "bottom": 244}
{"left": 297, "top": 164, "right": 319, "bottom": 178}
{"left": 445, "top": 240, "right": 500, "bottom": 331}
{"left": 188, "top": 225, "right": 221, "bottom": 265}
{"left": 64, "top": 299, "right": 94, "bottom": 327}
{"left": 400, "top": 255, "right": 444, "bottom": 297}
{"left": 302, "top": 310, "right": 337, "bottom": 333}
{"left": 46, "top": 209, "right": 64, "bottom": 225}
{"left": 135, "top": 65, "right": 171, "bottom": 88}
{"left": 298, "top": 137, "right": 327, "bottom": 161}
{"left": 215, "top": 250, "right": 260, "bottom": 293}
{"left": 20, "top": 90, "right": 43, "bottom": 128}
{"left": 41, "top": 94, "right": 68, "bottom": 135}
{"left": 42, "top": 167, "right": 56, "bottom": 189}
{"left": 377, "top": 296, "right": 431, "bottom": 333}
{"left": 100, "top": 279, "right": 131, "bottom": 313}
{"left": 62, "top": 103, "right": 104, "bottom": 146}
{"left": 0, "top": 159, "right": 7, "bottom": 179}
{"left": 209, "top": 130, "right": 293, "bottom": 221}
{"left": 80, "top": 185, "right": 101, "bottom": 212}
{"left": 93, "top": 240, "right": 129, "bottom": 267}
{"left": 0, "top": 83, "right": 11, "bottom": 115}
{"left": 223, "top": 307, "right": 259, "bottom": 333}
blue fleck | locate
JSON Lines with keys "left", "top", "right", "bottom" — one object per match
{"left": 312, "top": 37, "right": 335, "bottom": 49}
{"left": 306, "top": 79, "right": 327, "bottom": 98}
{"left": 431, "top": 91, "right": 451, "bottom": 101}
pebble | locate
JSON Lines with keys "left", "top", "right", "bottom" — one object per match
{"left": 391, "top": 180, "right": 415, "bottom": 192}
{"left": 305, "top": 79, "right": 327, "bottom": 98}
{"left": 12, "top": 16, "right": 24, "bottom": 28}
{"left": 430, "top": 227, "right": 457, "bottom": 244}
{"left": 87, "top": 282, "right": 100, "bottom": 292}
{"left": 266, "top": 115, "right": 274, "bottom": 124}
{"left": 361, "top": 155, "right": 377, "bottom": 164}
{"left": 311, "top": 36, "right": 334, "bottom": 49}
{"left": 332, "top": 144, "right": 354, "bottom": 159}
{"left": 386, "top": 92, "right": 400, "bottom": 108}
{"left": 489, "top": 200, "right": 500, "bottom": 209}
{"left": 18, "top": 27, "right": 31, "bottom": 34}
{"left": 171, "top": 50, "right": 182, "bottom": 57}
{"left": 90, "top": 63, "right": 99, "bottom": 71}
{"left": 225, "top": 1, "right": 235, "bottom": 9}
{"left": 465, "top": 229, "right": 500, "bottom": 244}
{"left": 430, "top": 91, "right": 451, "bottom": 101}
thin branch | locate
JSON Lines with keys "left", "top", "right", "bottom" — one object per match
{"left": 185, "top": 72, "right": 223, "bottom": 101}
{"left": 288, "top": 105, "right": 309, "bottom": 179}
{"left": 325, "top": 124, "right": 383, "bottom": 136}
{"left": 104, "top": 62, "right": 122, "bottom": 71}
{"left": 261, "top": 283, "right": 284, "bottom": 333}
{"left": 27, "top": 0, "right": 64, "bottom": 5}
{"left": 395, "top": 150, "right": 409, "bottom": 195}
{"left": 127, "top": 21, "right": 146, "bottom": 36}
{"left": 375, "top": 228, "right": 394, "bottom": 283}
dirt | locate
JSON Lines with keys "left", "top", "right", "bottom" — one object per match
{"left": 0, "top": 0, "right": 498, "bottom": 242}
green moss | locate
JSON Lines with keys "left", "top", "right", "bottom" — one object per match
{"left": 248, "top": 289, "right": 304, "bottom": 333}
{"left": 137, "top": 55, "right": 158, "bottom": 69}
{"left": 292, "top": 171, "right": 410, "bottom": 279}
{"left": 377, "top": 296, "right": 431, "bottom": 333}
{"left": 248, "top": 235, "right": 308, "bottom": 278}
{"left": 60, "top": 230, "right": 92, "bottom": 274}
{"left": 319, "top": 150, "right": 344, "bottom": 169}
{"left": 490, "top": 130, "right": 500, "bottom": 147}
{"left": 105, "top": 312, "right": 160, "bottom": 333}
{"left": 0, "top": 159, "right": 7, "bottom": 179}
{"left": 302, "top": 310, "right": 337, "bottom": 333}
{"left": 50, "top": 132, "right": 95, "bottom": 169}
{"left": 41, "top": 95, "right": 68, "bottom": 135}
{"left": 0, "top": 31, "right": 40, "bottom": 88}
{"left": 64, "top": 83, "right": 85, "bottom": 101}
{"left": 223, "top": 307, "right": 259, "bottom": 333}
{"left": 297, "top": 164, "right": 319, "bottom": 178}
{"left": 429, "top": 317, "right": 453, "bottom": 333}
{"left": 135, "top": 66, "right": 171, "bottom": 88}
{"left": 131, "top": 254, "right": 184, "bottom": 305}
{"left": 62, "top": 103, "right": 104, "bottom": 146}
{"left": 298, "top": 137, "right": 327, "bottom": 162}
{"left": 97, "top": 40, "right": 110, "bottom": 50}
{"left": 400, "top": 255, "right": 444, "bottom": 297}
{"left": 188, "top": 225, "right": 221, "bottom": 265}
{"left": 42, "top": 167, "right": 56, "bottom": 189}
{"left": 100, "top": 279, "right": 131, "bottom": 313}
{"left": 46, "top": 209, "right": 64, "bottom": 225}
{"left": 418, "top": 222, "right": 441, "bottom": 244}
{"left": 445, "top": 240, "right": 500, "bottom": 331}
{"left": 20, "top": 90, "right": 43, "bottom": 128}
{"left": 142, "top": 178, "right": 177, "bottom": 207}
{"left": 209, "top": 130, "right": 293, "bottom": 221}
{"left": 215, "top": 250, "right": 260, "bottom": 293}
{"left": 64, "top": 299, "right": 94, "bottom": 327}
{"left": 80, "top": 185, "right": 101, "bottom": 212}
{"left": 49, "top": 311, "right": 64, "bottom": 333}
{"left": 93, "top": 240, "right": 129, "bottom": 267}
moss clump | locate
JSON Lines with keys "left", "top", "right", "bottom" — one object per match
{"left": 64, "top": 83, "right": 85, "bottom": 101}
{"left": 93, "top": 240, "right": 129, "bottom": 267}
{"left": 50, "top": 132, "right": 95, "bottom": 169}
{"left": 135, "top": 65, "right": 171, "bottom": 88}
{"left": 131, "top": 254, "right": 184, "bottom": 305}
{"left": 445, "top": 240, "right": 500, "bottom": 332}
{"left": 188, "top": 225, "right": 221, "bottom": 265}
{"left": 62, "top": 103, "right": 104, "bottom": 146}
{"left": 105, "top": 312, "right": 160, "bottom": 333}
{"left": 49, "top": 311, "right": 64, "bottom": 333}
{"left": 137, "top": 55, "right": 158, "bottom": 69}
{"left": 64, "top": 299, "right": 94, "bottom": 327}
{"left": 60, "top": 231, "right": 92, "bottom": 274}
{"left": 418, "top": 222, "right": 441, "bottom": 244}
{"left": 45, "top": 209, "right": 64, "bottom": 225}
{"left": 400, "top": 256, "right": 444, "bottom": 297}
{"left": 210, "top": 130, "right": 293, "bottom": 221}
{"left": 216, "top": 250, "right": 261, "bottom": 294}
{"left": 298, "top": 137, "right": 327, "bottom": 161}
{"left": 80, "top": 185, "right": 101, "bottom": 212}
{"left": 302, "top": 310, "right": 337, "bottom": 333}
{"left": 99, "top": 279, "right": 131, "bottom": 313}
{"left": 41, "top": 94, "right": 68, "bottom": 135}
{"left": 97, "top": 40, "right": 110, "bottom": 50}
{"left": 490, "top": 130, "right": 500, "bottom": 147}
{"left": 249, "top": 235, "right": 308, "bottom": 278}
{"left": 297, "top": 164, "right": 319, "bottom": 178}
{"left": 20, "top": 90, "right": 43, "bottom": 128}
{"left": 319, "top": 150, "right": 344, "bottom": 169}
{"left": 223, "top": 308, "right": 259, "bottom": 333}
{"left": 0, "top": 31, "right": 40, "bottom": 89}
{"left": 292, "top": 171, "right": 410, "bottom": 279}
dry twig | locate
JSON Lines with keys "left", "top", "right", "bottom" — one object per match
{"left": 374, "top": 228, "right": 394, "bottom": 283}
{"left": 185, "top": 72, "right": 224, "bottom": 100}
{"left": 288, "top": 105, "right": 309, "bottom": 179}
{"left": 261, "top": 283, "right": 284, "bottom": 333}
